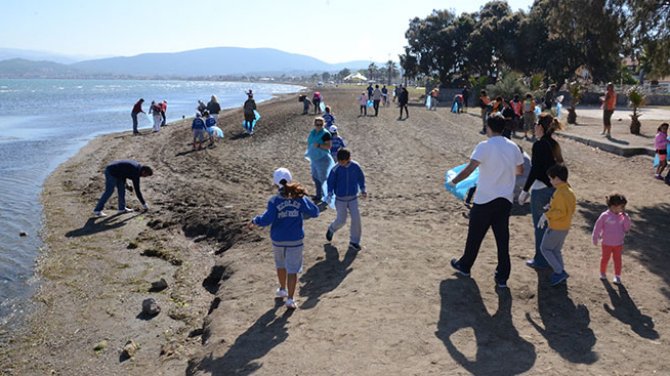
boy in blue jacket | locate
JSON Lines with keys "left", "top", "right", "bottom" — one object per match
{"left": 325, "top": 148, "right": 367, "bottom": 251}
{"left": 248, "top": 168, "right": 320, "bottom": 309}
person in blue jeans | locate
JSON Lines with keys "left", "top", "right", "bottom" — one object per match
{"left": 517, "top": 113, "right": 564, "bottom": 268}
{"left": 93, "top": 160, "right": 153, "bottom": 217}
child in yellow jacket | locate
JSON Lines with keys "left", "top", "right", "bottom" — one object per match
{"left": 537, "top": 164, "right": 576, "bottom": 286}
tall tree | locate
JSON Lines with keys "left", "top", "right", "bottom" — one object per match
{"left": 385, "top": 60, "right": 399, "bottom": 84}
{"left": 367, "top": 62, "right": 379, "bottom": 82}
{"left": 399, "top": 48, "right": 419, "bottom": 85}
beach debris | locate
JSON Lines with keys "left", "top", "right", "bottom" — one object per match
{"left": 121, "top": 340, "right": 139, "bottom": 359}
{"left": 149, "top": 278, "right": 168, "bottom": 292}
{"left": 94, "top": 340, "right": 108, "bottom": 353}
{"left": 19, "top": 231, "right": 27, "bottom": 237}
{"left": 142, "top": 298, "right": 161, "bottom": 316}
{"left": 127, "top": 241, "right": 138, "bottom": 249}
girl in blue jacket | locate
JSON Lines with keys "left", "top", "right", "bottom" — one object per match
{"left": 248, "top": 168, "right": 320, "bottom": 309}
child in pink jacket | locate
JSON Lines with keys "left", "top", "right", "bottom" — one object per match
{"left": 592, "top": 193, "right": 631, "bottom": 284}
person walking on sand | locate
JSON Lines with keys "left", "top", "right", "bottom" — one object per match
{"left": 313, "top": 92, "right": 322, "bottom": 114}
{"left": 381, "top": 85, "right": 388, "bottom": 106}
{"left": 518, "top": 114, "right": 564, "bottom": 269}
{"left": 358, "top": 92, "right": 368, "bottom": 117}
{"left": 479, "top": 90, "right": 491, "bottom": 134}
{"left": 537, "top": 164, "right": 576, "bottom": 286}
{"left": 592, "top": 193, "right": 631, "bottom": 285}
{"left": 191, "top": 112, "right": 208, "bottom": 150}
{"left": 306, "top": 117, "right": 334, "bottom": 203}
{"left": 521, "top": 93, "right": 536, "bottom": 140}
{"left": 372, "top": 85, "right": 383, "bottom": 116}
{"left": 131, "top": 98, "right": 145, "bottom": 135}
{"left": 160, "top": 100, "right": 168, "bottom": 127}
{"left": 448, "top": 116, "right": 525, "bottom": 288}
{"left": 601, "top": 82, "right": 617, "bottom": 137}
{"left": 149, "top": 101, "right": 162, "bottom": 132}
{"left": 462, "top": 85, "right": 470, "bottom": 112}
{"left": 207, "top": 95, "right": 221, "bottom": 122}
{"left": 398, "top": 85, "right": 409, "bottom": 120}
{"left": 243, "top": 93, "right": 257, "bottom": 134}
{"left": 93, "top": 160, "right": 152, "bottom": 217}
{"left": 325, "top": 148, "right": 367, "bottom": 251}
{"left": 654, "top": 123, "right": 668, "bottom": 179}
{"left": 248, "top": 168, "right": 320, "bottom": 310}
{"left": 328, "top": 125, "right": 346, "bottom": 161}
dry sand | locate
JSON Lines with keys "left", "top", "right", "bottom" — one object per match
{"left": 1, "top": 88, "right": 668, "bottom": 375}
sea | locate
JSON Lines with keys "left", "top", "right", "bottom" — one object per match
{"left": 0, "top": 79, "right": 304, "bottom": 336}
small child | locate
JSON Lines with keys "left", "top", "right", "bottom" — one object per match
{"left": 191, "top": 112, "right": 207, "bottom": 150}
{"left": 325, "top": 148, "right": 367, "bottom": 251}
{"left": 654, "top": 123, "right": 668, "bottom": 179}
{"left": 248, "top": 168, "right": 320, "bottom": 309}
{"left": 592, "top": 193, "right": 631, "bottom": 284}
{"left": 329, "top": 126, "right": 346, "bottom": 161}
{"left": 203, "top": 110, "right": 217, "bottom": 146}
{"left": 538, "top": 164, "right": 576, "bottom": 286}
{"left": 323, "top": 106, "right": 336, "bottom": 128}
{"left": 358, "top": 92, "right": 368, "bottom": 116}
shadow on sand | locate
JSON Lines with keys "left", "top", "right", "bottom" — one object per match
{"left": 601, "top": 280, "right": 659, "bottom": 339}
{"left": 526, "top": 270, "right": 598, "bottom": 364}
{"left": 299, "top": 244, "right": 358, "bottom": 309}
{"left": 65, "top": 213, "right": 140, "bottom": 237}
{"left": 435, "top": 277, "right": 536, "bottom": 375}
{"left": 186, "top": 301, "right": 293, "bottom": 376}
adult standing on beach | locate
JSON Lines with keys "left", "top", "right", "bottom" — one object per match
{"left": 518, "top": 113, "right": 564, "bottom": 269}
{"left": 149, "top": 101, "right": 162, "bottom": 132}
{"left": 93, "top": 160, "right": 153, "bottom": 217}
{"left": 243, "top": 93, "right": 257, "bottom": 134}
{"left": 207, "top": 95, "right": 221, "bottom": 122}
{"left": 372, "top": 85, "right": 382, "bottom": 116}
{"left": 398, "top": 85, "right": 409, "bottom": 120}
{"left": 448, "top": 116, "right": 525, "bottom": 288}
{"left": 479, "top": 90, "right": 491, "bottom": 133}
{"left": 544, "top": 84, "right": 557, "bottom": 111}
{"left": 462, "top": 85, "right": 470, "bottom": 112}
{"left": 601, "top": 82, "right": 617, "bottom": 137}
{"left": 313, "top": 92, "right": 322, "bottom": 114}
{"left": 160, "top": 100, "right": 168, "bottom": 127}
{"left": 306, "top": 117, "right": 333, "bottom": 203}
{"left": 131, "top": 98, "right": 144, "bottom": 135}
{"left": 381, "top": 85, "right": 388, "bottom": 106}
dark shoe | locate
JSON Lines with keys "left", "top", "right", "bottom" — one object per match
{"left": 349, "top": 242, "right": 361, "bottom": 251}
{"left": 450, "top": 259, "right": 470, "bottom": 277}
{"left": 550, "top": 271, "right": 569, "bottom": 286}
{"left": 495, "top": 280, "right": 508, "bottom": 288}
{"left": 326, "top": 228, "right": 334, "bottom": 242}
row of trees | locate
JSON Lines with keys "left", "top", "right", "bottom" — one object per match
{"left": 400, "top": 0, "right": 670, "bottom": 86}
{"left": 306, "top": 60, "right": 401, "bottom": 84}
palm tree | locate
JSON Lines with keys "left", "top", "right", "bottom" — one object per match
{"left": 627, "top": 86, "right": 645, "bottom": 135}
{"left": 385, "top": 60, "right": 398, "bottom": 84}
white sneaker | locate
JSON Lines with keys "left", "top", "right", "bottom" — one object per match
{"left": 285, "top": 298, "right": 297, "bottom": 309}
{"left": 93, "top": 210, "right": 107, "bottom": 217}
{"left": 613, "top": 276, "right": 622, "bottom": 284}
{"left": 275, "top": 288, "right": 288, "bottom": 299}
{"left": 118, "top": 207, "right": 134, "bottom": 214}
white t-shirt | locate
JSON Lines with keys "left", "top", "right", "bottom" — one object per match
{"left": 470, "top": 136, "right": 524, "bottom": 204}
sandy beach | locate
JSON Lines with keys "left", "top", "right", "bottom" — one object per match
{"left": 1, "top": 88, "right": 669, "bottom": 375}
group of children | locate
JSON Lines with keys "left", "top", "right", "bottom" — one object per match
{"left": 250, "top": 106, "right": 366, "bottom": 309}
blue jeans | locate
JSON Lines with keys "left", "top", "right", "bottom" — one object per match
{"left": 94, "top": 169, "right": 126, "bottom": 211}
{"left": 530, "top": 186, "right": 555, "bottom": 266}
{"left": 131, "top": 113, "right": 139, "bottom": 133}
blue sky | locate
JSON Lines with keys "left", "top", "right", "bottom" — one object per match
{"left": 1, "top": 0, "right": 533, "bottom": 63}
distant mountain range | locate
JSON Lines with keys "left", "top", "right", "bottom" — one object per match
{"left": 0, "top": 47, "right": 376, "bottom": 79}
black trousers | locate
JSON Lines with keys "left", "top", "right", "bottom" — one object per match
{"left": 457, "top": 197, "right": 512, "bottom": 283}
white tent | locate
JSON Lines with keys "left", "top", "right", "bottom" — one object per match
{"left": 343, "top": 72, "right": 368, "bottom": 82}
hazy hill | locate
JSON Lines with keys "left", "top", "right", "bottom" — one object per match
{"left": 0, "top": 48, "right": 91, "bottom": 64}
{"left": 71, "top": 47, "right": 372, "bottom": 76}
{"left": 0, "top": 58, "right": 83, "bottom": 78}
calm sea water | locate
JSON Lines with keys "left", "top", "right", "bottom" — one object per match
{"left": 0, "top": 79, "right": 303, "bottom": 333}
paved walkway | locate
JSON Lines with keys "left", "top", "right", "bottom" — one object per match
{"left": 554, "top": 106, "right": 669, "bottom": 157}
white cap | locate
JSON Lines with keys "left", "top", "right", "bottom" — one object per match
{"left": 329, "top": 125, "right": 338, "bottom": 133}
{"left": 273, "top": 167, "right": 292, "bottom": 187}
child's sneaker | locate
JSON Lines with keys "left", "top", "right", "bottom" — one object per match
{"left": 550, "top": 271, "right": 569, "bottom": 286}
{"left": 613, "top": 276, "right": 622, "bottom": 285}
{"left": 349, "top": 242, "right": 361, "bottom": 251}
{"left": 285, "top": 298, "right": 297, "bottom": 310}
{"left": 600, "top": 273, "right": 607, "bottom": 280}
{"left": 450, "top": 259, "right": 470, "bottom": 277}
{"left": 118, "top": 207, "right": 134, "bottom": 214}
{"left": 275, "top": 288, "right": 288, "bottom": 299}
{"left": 655, "top": 174, "right": 664, "bottom": 180}
{"left": 325, "top": 228, "right": 334, "bottom": 242}
{"left": 93, "top": 210, "right": 107, "bottom": 217}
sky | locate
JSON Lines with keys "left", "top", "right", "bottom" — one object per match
{"left": 0, "top": 0, "right": 533, "bottom": 63}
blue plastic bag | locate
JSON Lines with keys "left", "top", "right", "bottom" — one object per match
{"left": 367, "top": 99, "right": 374, "bottom": 108}
{"left": 445, "top": 163, "right": 479, "bottom": 201}
{"left": 319, "top": 101, "right": 326, "bottom": 113}
{"left": 425, "top": 96, "right": 431, "bottom": 109}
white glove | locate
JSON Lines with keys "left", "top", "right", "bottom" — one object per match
{"left": 142, "top": 203, "right": 149, "bottom": 210}
{"left": 537, "top": 213, "right": 548, "bottom": 229}
{"left": 518, "top": 191, "right": 530, "bottom": 205}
